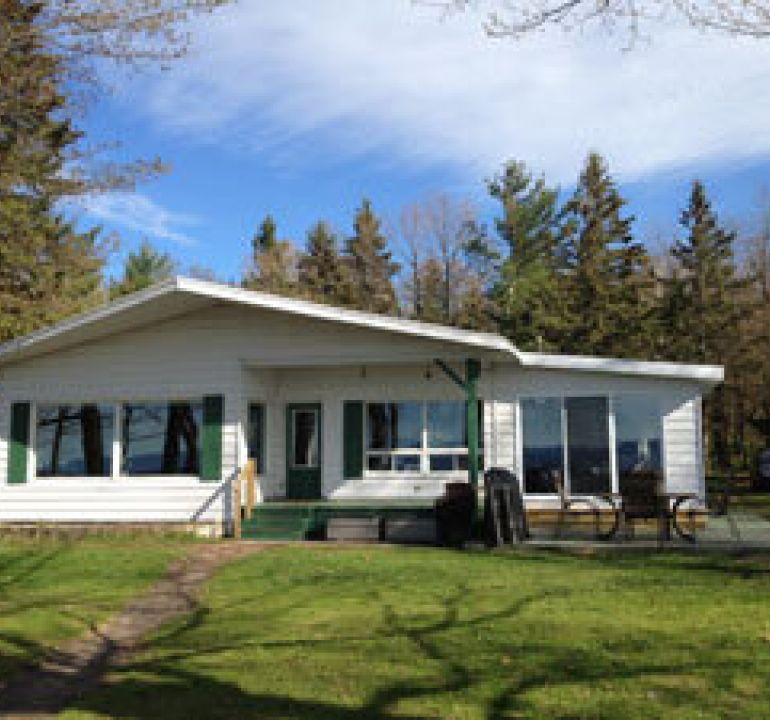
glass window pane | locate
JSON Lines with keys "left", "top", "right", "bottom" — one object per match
{"left": 292, "top": 409, "right": 319, "bottom": 467}
{"left": 367, "top": 403, "right": 421, "bottom": 450}
{"left": 427, "top": 401, "right": 484, "bottom": 449}
{"left": 615, "top": 396, "right": 662, "bottom": 486}
{"left": 367, "top": 404, "right": 391, "bottom": 450}
{"left": 427, "top": 402, "right": 464, "bottom": 448}
{"left": 522, "top": 398, "right": 563, "bottom": 494}
{"left": 36, "top": 404, "right": 113, "bottom": 477}
{"left": 367, "top": 454, "right": 392, "bottom": 472}
{"left": 394, "top": 455, "right": 421, "bottom": 472}
{"left": 122, "top": 402, "right": 202, "bottom": 475}
{"left": 566, "top": 397, "right": 610, "bottom": 494}
{"left": 247, "top": 404, "right": 265, "bottom": 474}
{"left": 392, "top": 403, "right": 421, "bottom": 449}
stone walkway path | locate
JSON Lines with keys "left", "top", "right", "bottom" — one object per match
{"left": 0, "top": 542, "right": 269, "bottom": 719}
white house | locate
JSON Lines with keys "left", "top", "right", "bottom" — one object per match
{"left": 0, "top": 277, "right": 723, "bottom": 536}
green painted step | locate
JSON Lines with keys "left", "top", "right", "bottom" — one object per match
{"left": 241, "top": 501, "right": 438, "bottom": 541}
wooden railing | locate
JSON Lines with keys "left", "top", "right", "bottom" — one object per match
{"left": 232, "top": 459, "right": 256, "bottom": 540}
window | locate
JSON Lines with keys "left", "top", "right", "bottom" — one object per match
{"left": 122, "top": 401, "right": 202, "bottom": 475}
{"left": 615, "top": 395, "right": 662, "bottom": 485}
{"left": 566, "top": 396, "right": 611, "bottom": 494}
{"left": 36, "top": 404, "right": 114, "bottom": 477}
{"left": 427, "top": 401, "right": 484, "bottom": 472}
{"left": 365, "top": 401, "right": 482, "bottom": 474}
{"left": 366, "top": 402, "right": 421, "bottom": 472}
{"left": 247, "top": 403, "right": 265, "bottom": 474}
{"left": 521, "top": 397, "right": 563, "bottom": 494}
{"left": 521, "top": 394, "right": 663, "bottom": 496}
{"left": 291, "top": 408, "right": 319, "bottom": 468}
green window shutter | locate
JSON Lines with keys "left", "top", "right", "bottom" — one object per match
{"left": 9, "top": 402, "right": 31, "bottom": 485}
{"left": 343, "top": 401, "right": 364, "bottom": 480}
{"left": 201, "top": 395, "right": 224, "bottom": 482}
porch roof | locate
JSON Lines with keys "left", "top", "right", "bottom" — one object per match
{"left": 0, "top": 276, "right": 724, "bottom": 384}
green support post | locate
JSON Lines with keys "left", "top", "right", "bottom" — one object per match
{"left": 466, "top": 359, "right": 481, "bottom": 488}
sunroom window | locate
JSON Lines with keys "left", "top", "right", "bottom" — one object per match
{"left": 614, "top": 395, "right": 662, "bottom": 485}
{"left": 521, "top": 394, "right": 663, "bottom": 496}
{"left": 521, "top": 397, "right": 563, "bottom": 494}
{"left": 366, "top": 402, "right": 421, "bottom": 472}
{"left": 121, "top": 401, "right": 202, "bottom": 475}
{"left": 36, "top": 404, "right": 114, "bottom": 477}
{"left": 427, "top": 401, "right": 484, "bottom": 472}
{"left": 365, "top": 400, "right": 483, "bottom": 475}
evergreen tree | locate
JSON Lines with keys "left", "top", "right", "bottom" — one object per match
{"left": 659, "top": 181, "right": 750, "bottom": 469}
{"left": 243, "top": 215, "right": 298, "bottom": 296}
{"left": 558, "top": 152, "right": 651, "bottom": 357}
{"left": 660, "top": 181, "right": 746, "bottom": 363}
{"left": 253, "top": 214, "right": 277, "bottom": 253}
{"left": 486, "top": 161, "right": 563, "bottom": 350}
{"left": 0, "top": 1, "right": 105, "bottom": 341}
{"left": 297, "top": 221, "right": 345, "bottom": 304}
{"left": 342, "top": 199, "right": 399, "bottom": 314}
{"left": 110, "top": 241, "right": 175, "bottom": 298}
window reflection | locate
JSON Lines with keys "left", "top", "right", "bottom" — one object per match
{"left": 122, "top": 402, "right": 202, "bottom": 475}
{"left": 36, "top": 405, "right": 113, "bottom": 477}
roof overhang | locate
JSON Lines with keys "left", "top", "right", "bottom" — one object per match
{"left": 0, "top": 276, "right": 724, "bottom": 385}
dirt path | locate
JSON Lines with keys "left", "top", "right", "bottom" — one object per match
{"left": 0, "top": 541, "right": 269, "bottom": 719}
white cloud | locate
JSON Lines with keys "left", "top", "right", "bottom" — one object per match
{"left": 127, "top": 0, "right": 770, "bottom": 184}
{"left": 81, "top": 192, "right": 200, "bottom": 246}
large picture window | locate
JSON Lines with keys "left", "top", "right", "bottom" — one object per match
{"left": 521, "top": 397, "right": 563, "bottom": 494}
{"left": 121, "top": 401, "right": 203, "bottom": 475}
{"left": 36, "top": 404, "right": 114, "bottom": 477}
{"left": 566, "top": 396, "right": 611, "bottom": 494}
{"left": 521, "top": 394, "right": 663, "bottom": 496}
{"left": 366, "top": 401, "right": 483, "bottom": 475}
{"left": 615, "top": 395, "right": 662, "bottom": 485}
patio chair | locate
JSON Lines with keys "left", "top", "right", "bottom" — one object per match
{"left": 484, "top": 468, "right": 529, "bottom": 546}
{"left": 553, "top": 470, "right": 620, "bottom": 541}
{"left": 618, "top": 469, "right": 664, "bottom": 539}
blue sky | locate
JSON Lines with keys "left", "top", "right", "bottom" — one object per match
{"left": 75, "top": 1, "right": 770, "bottom": 280}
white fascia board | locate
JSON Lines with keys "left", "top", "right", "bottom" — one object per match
{"left": 0, "top": 278, "right": 180, "bottom": 362}
{"left": 175, "top": 276, "right": 521, "bottom": 357}
{"left": 518, "top": 351, "right": 725, "bottom": 384}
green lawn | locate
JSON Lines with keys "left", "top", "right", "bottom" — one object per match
{"left": 63, "top": 546, "right": 770, "bottom": 720}
{"left": 0, "top": 537, "right": 185, "bottom": 680}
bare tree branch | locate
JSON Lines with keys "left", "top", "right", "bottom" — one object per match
{"left": 419, "top": 0, "right": 770, "bottom": 40}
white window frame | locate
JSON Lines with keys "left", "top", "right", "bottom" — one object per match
{"left": 363, "top": 400, "right": 483, "bottom": 478}
{"left": 31, "top": 402, "right": 118, "bottom": 481}
{"left": 518, "top": 393, "right": 664, "bottom": 498}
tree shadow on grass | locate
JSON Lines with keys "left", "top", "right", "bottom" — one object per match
{"left": 0, "top": 570, "right": 767, "bottom": 719}
{"left": 30, "top": 586, "right": 767, "bottom": 719}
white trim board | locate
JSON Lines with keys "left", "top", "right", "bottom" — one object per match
{"left": 0, "top": 276, "right": 724, "bottom": 384}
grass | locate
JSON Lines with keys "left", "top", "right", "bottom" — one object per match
{"left": 62, "top": 545, "right": 770, "bottom": 720}
{"left": 0, "top": 536, "right": 187, "bottom": 680}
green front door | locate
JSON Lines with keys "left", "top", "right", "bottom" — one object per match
{"left": 286, "top": 404, "right": 322, "bottom": 500}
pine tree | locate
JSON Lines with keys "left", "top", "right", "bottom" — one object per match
{"left": 487, "top": 161, "right": 563, "bottom": 350}
{"left": 253, "top": 215, "right": 277, "bottom": 253}
{"left": 660, "top": 181, "right": 746, "bottom": 363}
{"left": 0, "top": 1, "right": 105, "bottom": 341}
{"left": 297, "top": 221, "right": 345, "bottom": 304}
{"left": 558, "top": 152, "right": 651, "bottom": 357}
{"left": 342, "top": 200, "right": 399, "bottom": 314}
{"left": 110, "top": 241, "right": 175, "bottom": 299}
{"left": 243, "top": 215, "right": 298, "bottom": 296}
{"left": 659, "top": 180, "right": 750, "bottom": 469}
